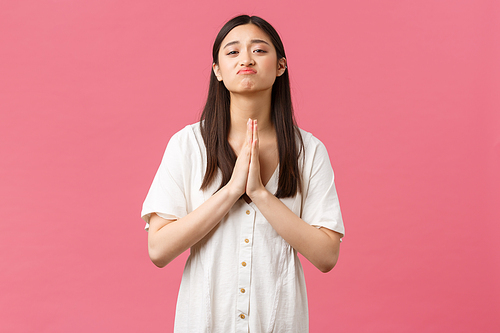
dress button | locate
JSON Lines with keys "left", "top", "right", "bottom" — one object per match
{"left": 241, "top": 262, "right": 246, "bottom": 267}
{"left": 246, "top": 210, "right": 250, "bottom": 215}
{"left": 240, "top": 314, "right": 245, "bottom": 319}
{"left": 240, "top": 288, "right": 245, "bottom": 293}
{"left": 244, "top": 239, "right": 249, "bottom": 243}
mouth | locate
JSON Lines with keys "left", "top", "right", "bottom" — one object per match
{"left": 237, "top": 68, "right": 257, "bottom": 75}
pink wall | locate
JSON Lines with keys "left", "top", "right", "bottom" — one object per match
{"left": 1, "top": 1, "right": 499, "bottom": 332}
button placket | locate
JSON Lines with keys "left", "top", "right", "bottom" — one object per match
{"left": 236, "top": 206, "right": 255, "bottom": 331}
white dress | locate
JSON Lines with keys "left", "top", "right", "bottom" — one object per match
{"left": 141, "top": 122, "right": 345, "bottom": 333}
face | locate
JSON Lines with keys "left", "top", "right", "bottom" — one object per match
{"left": 213, "top": 24, "right": 287, "bottom": 94}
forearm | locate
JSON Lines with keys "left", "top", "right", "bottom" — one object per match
{"left": 148, "top": 184, "right": 241, "bottom": 267}
{"left": 251, "top": 189, "right": 340, "bottom": 273}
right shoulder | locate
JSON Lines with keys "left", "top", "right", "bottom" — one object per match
{"left": 161, "top": 122, "right": 206, "bottom": 161}
{"left": 166, "top": 122, "right": 204, "bottom": 148}
{"left": 169, "top": 122, "right": 202, "bottom": 142}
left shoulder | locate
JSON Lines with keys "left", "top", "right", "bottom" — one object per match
{"left": 297, "top": 127, "right": 329, "bottom": 153}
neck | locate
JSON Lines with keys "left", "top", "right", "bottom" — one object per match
{"left": 229, "top": 90, "right": 274, "bottom": 140}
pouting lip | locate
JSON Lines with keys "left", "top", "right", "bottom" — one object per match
{"left": 237, "top": 67, "right": 257, "bottom": 74}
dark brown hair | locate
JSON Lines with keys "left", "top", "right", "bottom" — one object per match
{"left": 200, "top": 15, "right": 303, "bottom": 198}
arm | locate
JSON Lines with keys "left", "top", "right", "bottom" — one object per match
{"left": 250, "top": 191, "right": 341, "bottom": 273}
{"left": 148, "top": 184, "right": 240, "bottom": 268}
{"left": 147, "top": 120, "right": 255, "bottom": 268}
{"left": 246, "top": 120, "right": 342, "bottom": 273}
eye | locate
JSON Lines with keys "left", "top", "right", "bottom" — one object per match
{"left": 254, "top": 49, "right": 267, "bottom": 53}
{"left": 227, "top": 50, "right": 238, "bottom": 55}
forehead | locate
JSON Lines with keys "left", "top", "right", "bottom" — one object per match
{"left": 221, "top": 24, "right": 272, "bottom": 46}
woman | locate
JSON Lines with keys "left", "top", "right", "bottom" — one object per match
{"left": 141, "top": 15, "right": 345, "bottom": 332}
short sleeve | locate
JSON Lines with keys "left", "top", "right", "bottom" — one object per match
{"left": 300, "top": 137, "right": 345, "bottom": 239}
{"left": 141, "top": 132, "right": 189, "bottom": 231}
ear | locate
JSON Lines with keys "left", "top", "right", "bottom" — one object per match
{"left": 212, "top": 63, "right": 223, "bottom": 81}
{"left": 276, "top": 58, "right": 287, "bottom": 77}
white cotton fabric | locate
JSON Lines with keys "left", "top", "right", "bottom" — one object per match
{"left": 141, "top": 123, "right": 344, "bottom": 333}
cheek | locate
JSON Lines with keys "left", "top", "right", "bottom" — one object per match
{"left": 262, "top": 58, "right": 279, "bottom": 72}
{"left": 219, "top": 66, "right": 236, "bottom": 89}
{"left": 219, "top": 63, "right": 234, "bottom": 79}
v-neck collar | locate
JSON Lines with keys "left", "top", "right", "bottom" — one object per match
{"left": 264, "top": 163, "right": 279, "bottom": 191}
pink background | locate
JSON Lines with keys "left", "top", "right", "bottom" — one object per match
{"left": 1, "top": 1, "right": 499, "bottom": 332}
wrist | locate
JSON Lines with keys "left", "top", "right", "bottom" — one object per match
{"left": 248, "top": 187, "right": 271, "bottom": 203}
{"left": 223, "top": 181, "right": 245, "bottom": 200}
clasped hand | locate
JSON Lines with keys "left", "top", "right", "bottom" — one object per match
{"left": 228, "top": 118, "right": 267, "bottom": 200}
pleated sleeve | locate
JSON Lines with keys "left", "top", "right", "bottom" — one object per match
{"left": 141, "top": 131, "right": 189, "bottom": 231}
{"left": 300, "top": 135, "right": 345, "bottom": 239}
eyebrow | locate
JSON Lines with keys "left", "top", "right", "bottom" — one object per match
{"left": 223, "top": 39, "right": 271, "bottom": 49}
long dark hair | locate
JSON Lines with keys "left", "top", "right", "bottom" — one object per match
{"left": 200, "top": 15, "right": 303, "bottom": 198}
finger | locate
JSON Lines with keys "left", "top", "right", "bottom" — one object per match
{"left": 251, "top": 140, "right": 259, "bottom": 169}
{"left": 247, "top": 121, "right": 263, "bottom": 196}
{"left": 247, "top": 118, "right": 253, "bottom": 146}
{"left": 251, "top": 120, "right": 260, "bottom": 168}
{"left": 253, "top": 120, "right": 258, "bottom": 146}
{"left": 252, "top": 120, "right": 258, "bottom": 159}
{"left": 239, "top": 119, "right": 252, "bottom": 168}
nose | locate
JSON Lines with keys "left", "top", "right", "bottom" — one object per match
{"left": 240, "top": 54, "right": 255, "bottom": 66}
